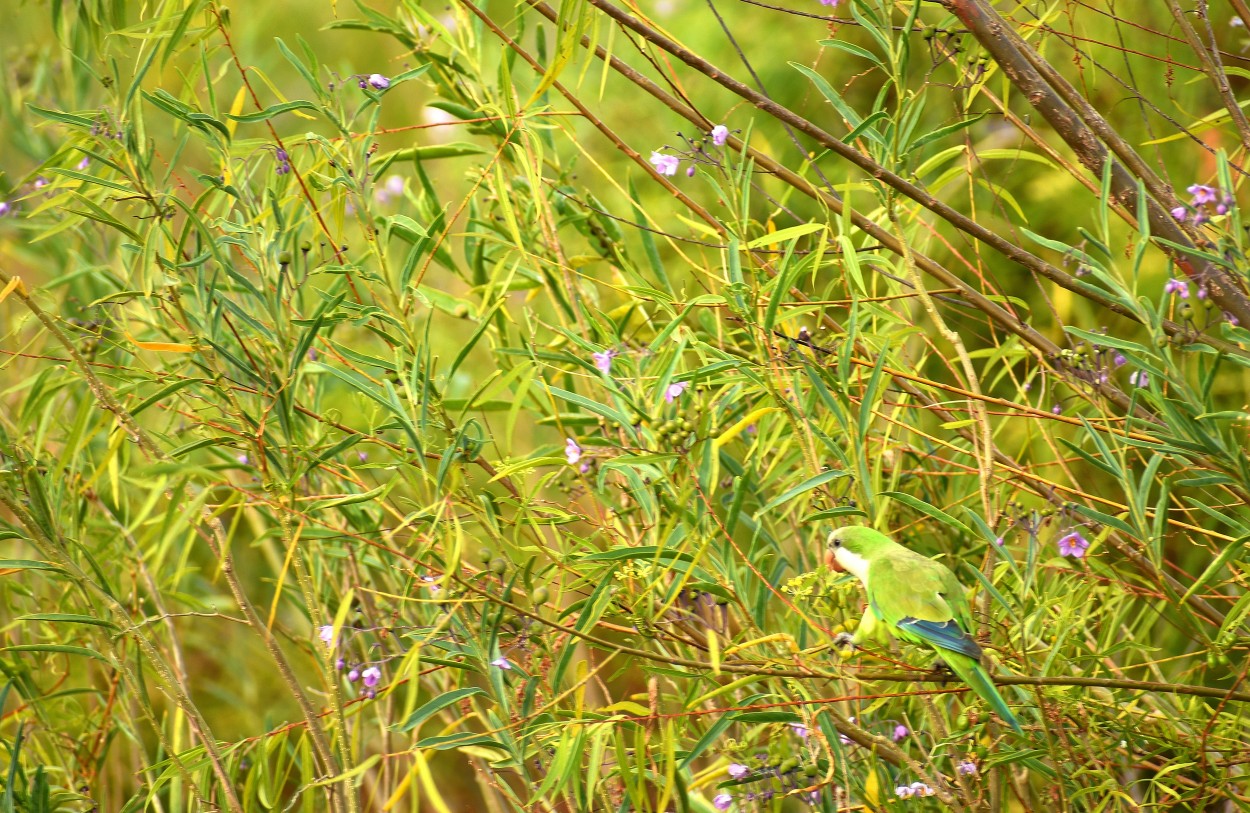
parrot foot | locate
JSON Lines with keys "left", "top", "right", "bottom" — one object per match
{"left": 832, "top": 632, "right": 857, "bottom": 654}
{"left": 928, "top": 660, "right": 956, "bottom": 683}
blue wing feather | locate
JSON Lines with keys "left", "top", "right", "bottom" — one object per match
{"left": 897, "top": 617, "right": 982, "bottom": 660}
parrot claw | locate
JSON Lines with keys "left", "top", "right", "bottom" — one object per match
{"left": 832, "top": 632, "right": 857, "bottom": 653}
{"left": 929, "top": 660, "right": 956, "bottom": 682}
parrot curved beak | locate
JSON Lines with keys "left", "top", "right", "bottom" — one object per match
{"left": 824, "top": 547, "right": 844, "bottom": 572}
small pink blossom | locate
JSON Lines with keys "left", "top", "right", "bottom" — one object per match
{"left": 361, "top": 666, "right": 381, "bottom": 687}
{"left": 592, "top": 349, "right": 617, "bottom": 374}
{"left": 1163, "top": 278, "right": 1190, "bottom": 298}
{"left": 1058, "top": 531, "right": 1090, "bottom": 558}
{"left": 649, "top": 151, "right": 680, "bottom": 176}
{"left": 710, "top": 124, "right": 729, "bottom": 146}
{"left": 727, "top": 763, "right": 749, "bottom": 779}
{"left": 664, "top": 381, "right": 690, "bottom": 403}
{"left": 491, "top": 657, "right": 513, "bottom": 670}
{"left": 565, "top": 438, "right": 583, "bottom": 465}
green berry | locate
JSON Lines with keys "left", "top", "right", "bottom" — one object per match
{"left": 490, "top": 558, "right": 507, "bottom": 575}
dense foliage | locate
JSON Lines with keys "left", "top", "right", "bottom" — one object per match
{"left": 1, "top": 0, "right": 1248, "bottom": 810}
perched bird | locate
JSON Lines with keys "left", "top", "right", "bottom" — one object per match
{"left": 824, "top": 526, "right": 1023, "bottom": 733}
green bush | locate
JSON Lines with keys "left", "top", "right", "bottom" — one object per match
{"left": 1, "top": 1, "right": 1247, "bottom": 810}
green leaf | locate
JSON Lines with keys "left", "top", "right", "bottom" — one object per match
{"left": 416, "top": 733, "right": 509, "bottom": 751}
{"left": 756, "top": 470, "right": 847, "bottom": 516}
{"left": 544, "top": 385, "right": 632, "bottom": 428}
{"left": 18, "top": 613, "right": 116, "bottom": 628}
{"left": 577, "top": 546, "right": 695, "bottom": 563}
{"left": 394, "top": 688, "right": 487, "bottom": 732}
{"left": 881, "top": 491, "right": 972, "bottom": 536}
{"left": 746, "top": 222, "right": 824, "bottom": 249}
{"left": 0, "top": 559, "right": 62, "bottom": 572}
{"left": 2, "top": 645, "right": 111, "bottom": 664}
{"left": 227, "top": 100, "right": 319, "bottom": 123}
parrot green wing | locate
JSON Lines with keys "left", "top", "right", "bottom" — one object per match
{"left": 861, "top": 544, "right": 1022, "bottom": 733}
{"left": 865, "top": 553, "right": 982, "bottom": 661}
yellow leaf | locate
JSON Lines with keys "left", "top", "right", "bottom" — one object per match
{"left": 126, "top": 332, "right": 195, "bottom": 353}
{"left": 0, "top": 276, "right": 25, "bottom": 304}
{"left": 714, "top": 406, "right": 778, "bottom": 449}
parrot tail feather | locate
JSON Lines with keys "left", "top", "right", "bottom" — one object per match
{"left": 944, "top": 654, "right": 1023, "bottom": 734}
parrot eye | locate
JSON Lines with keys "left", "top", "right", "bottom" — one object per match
{"left": 832, "top": 539, "right": 841, "bottom": 548}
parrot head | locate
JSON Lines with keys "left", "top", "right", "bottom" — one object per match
{"left": 824, "top": 526, "right": 894, "bottom": 582}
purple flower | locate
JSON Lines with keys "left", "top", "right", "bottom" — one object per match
{"left": 236, "top": 454, "right": 250, "bottom": 465}
{"left": 1112, "top": 352, "right": 1127, "bottom": 367}
{"left": 32, "top": 177, "right": 48, "bottom": 189}
{"left": 335, "top": 657, "right": 345, "bottom": 670}
{"left": 579, "top": 461, "right": 591, "bottom": 473}
{"left": 994, "top": 536, "right": 1005, "bottom": 546}
{"left": 375, "top": 174, "right": 405, "bottom": 203}
{"left": 910, "top": 782, "right": 935, "bottom": 797}
{"left": 1171, "top": 206, "right": 1187, "bottom": 221}
{"left": 0, "top": 202, "right": 10, "bottom": 217}
{"left": 491, "top": 656, "right": 513, "bottom": 670}
{"left": 592, "top": 349, "right": 617, "bottom": 374}
{"left": 357, "top": 451, "right": 368, "bottom": 462}
{"left": 1188, "top": 184, "right": 1218, "bottom": 205}
{"left": 957, "top": 760, "right": 978, "bottom": 776}
{"left": 275, "top": 148, "right": 291, "bottom": 176}
{"left": 76, "top": 157, "right": 90, "bottom": 170}
{"left": 892, "top": 724, "right": 909, "bottom": 741}
{"left": 1051, "top": 404, "right": 1062, "bottom": 415}
{"left": 421, "top": 575, "right": 441, "bottom": 594}
{"left": 819, "top": 0, "right": 840, "bottom": 5}
{"left": 1057, "top": 531, "right": 1090, "bottom": 558}
{"left": 727, "top": 763, "right": 749, "bottom": 779}
{"left": 649, "top": 151, "right": 680, "bottom": 176}
{"left": 686, "top": 165, "right": 696, "bottom": 177}
{"left": 319, "top": 625, "right": 335, "bottom": 646}
{"left": 789, "top": 722, "right": 808, "bottom": 738}
{"left": 895, "top": 786, "right": 914, "bottom": 799}
{"left": 565, "top": 438, "right": 583, "bottom": 465}
{"left": 347, "top": 668, "right": 361, "bottom": 682}
{"left": 1227, "top": 311, "right": 1240, "bottom": 326}
{"left": 361, "top": 666, "right": 381, "bottom": 687}
{"left": 713, "top": 793, "right": 733, "bottom": 811}
{"left": 1129, "top": 370, "right": 1149, "bottom": 388}
{"left": 1163, "top": 278, "right": 1190, "bottom": 298}
{"left": 710, "top": 124, "right": 730, "bottom": 146}
{"left": 664, "top": 381, "right": 690, "bottom": 403}
{"left": 367, "top": 73, "right": 391, "bottom": 90}
{"left": 1197, "top": 286, "right": 1208, "bottom": 300}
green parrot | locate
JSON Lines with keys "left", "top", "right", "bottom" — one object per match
{"left": 824, "top": 526, "right": 1023, "bottom": 733}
